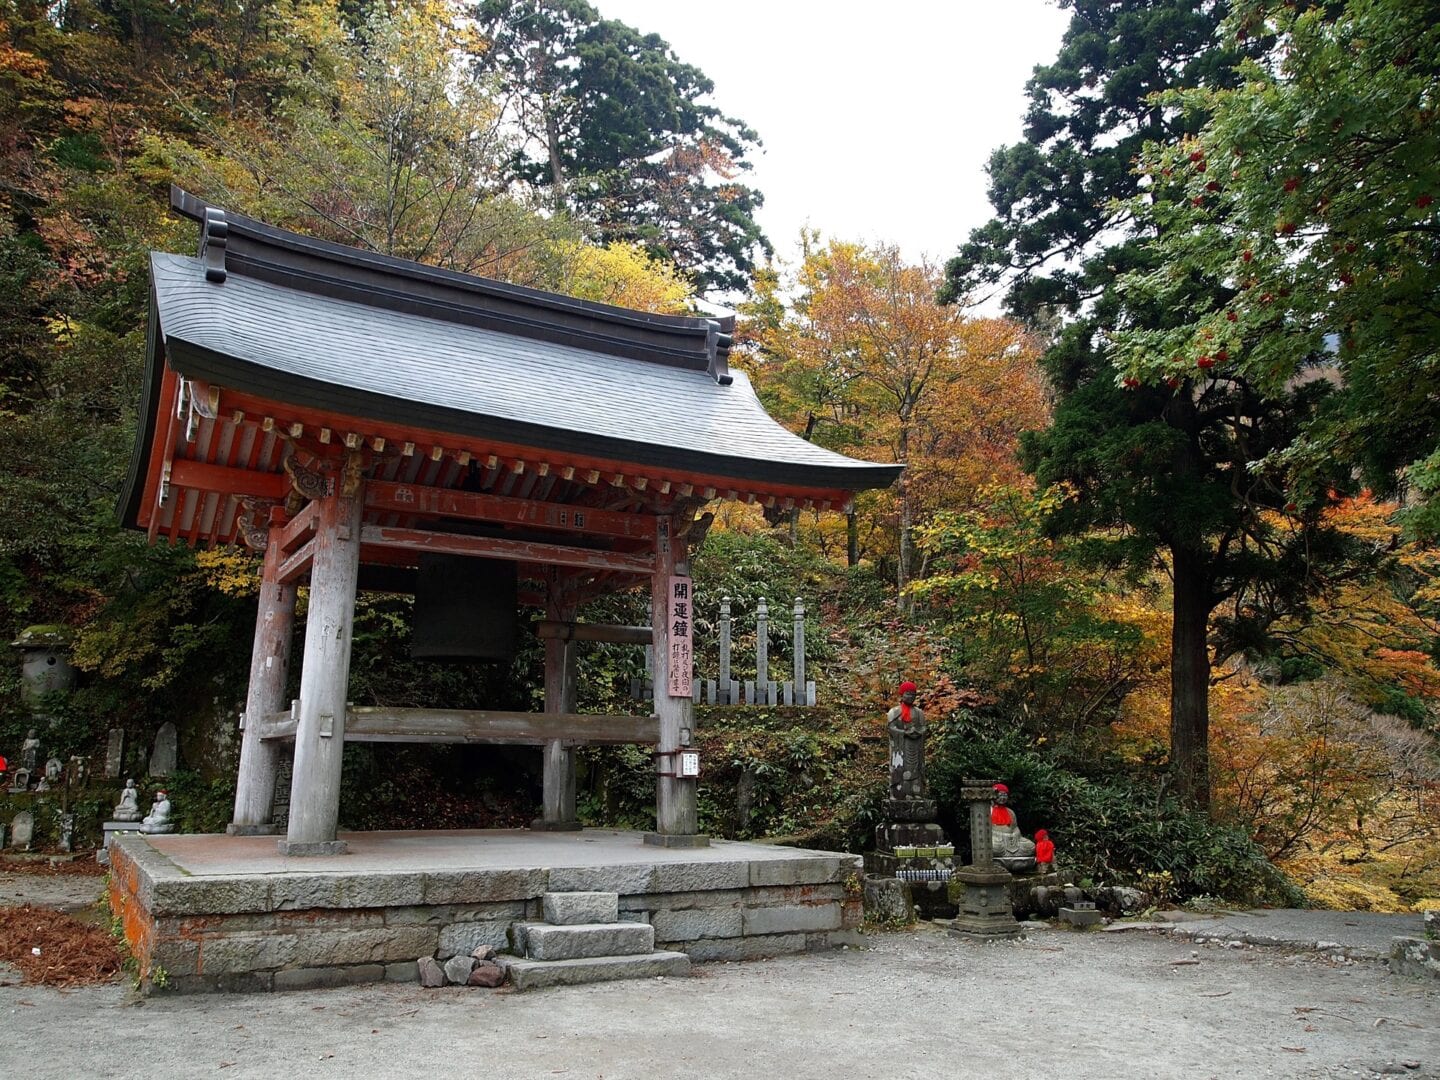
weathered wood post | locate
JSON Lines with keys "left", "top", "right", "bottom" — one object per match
{"left": 756, "top": 596, "right": 769, "bottom": 705}
{"left": 280, "top": 482, "right": 362, "bottom": 856}
{"left": 792, "top": 596, "right": 806, "bottom": 706}
{"left": 229, "top": 510, "right": 296, "bottom": 834}
{"left": 718, "top": 595, "right": 732, "bottom": 704}
{"left": 646, "top": 513, "right": 704, "bottom": 847}
{"left": 535, "top": 570, "right": 579, "bottom": 830}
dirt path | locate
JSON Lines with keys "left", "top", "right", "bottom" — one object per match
{"left": 1, "top": 923, "right": 1435, "bottom": 1080}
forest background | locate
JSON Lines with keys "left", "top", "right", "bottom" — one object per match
{"left": 0, "top": 0, "right": 1436, "bottom": 913}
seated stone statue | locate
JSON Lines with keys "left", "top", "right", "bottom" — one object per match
{"left": 990, "top": 782, "right": 1037, "bottom": 872}
{"left": 113, "top": 779, "right": 142, "bottom": 822}
{"left": 143, "top": 790, "right": 173, "bottom": 830}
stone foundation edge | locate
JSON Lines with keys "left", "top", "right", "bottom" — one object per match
{"left": 107, "top": 837, "right": 864, "bottom": 994}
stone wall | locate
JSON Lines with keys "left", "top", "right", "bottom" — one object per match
{"left": 108, "top": 837, "right": 863, "bottom": 994}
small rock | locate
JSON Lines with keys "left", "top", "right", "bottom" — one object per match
{"left": 470, "top": 944, "right": 498, "bottom": 962}
{"left": 468, "top": 960, "right": 505, "bottom": 987}
{"left": 444, "top": 954, "right": 476, "bottom": 985}
{"left": 417, "top": 956, "right": 446, "bottom": 988}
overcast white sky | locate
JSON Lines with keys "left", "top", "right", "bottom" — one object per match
{"left": 595, "top": 0, "right": 1072, "bottom": 272}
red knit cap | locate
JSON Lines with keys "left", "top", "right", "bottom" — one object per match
{"left": 993, "top": 782, "right": 1009, "bottom": 793}
{"left": 898, "top": 681, "right": 917, "bottom": 694}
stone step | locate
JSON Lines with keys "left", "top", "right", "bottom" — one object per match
{"left": 523, "top": 921, "right": 655, "bottom": 961}
{"left": 500, "top": 951, "right": 690, "bottom": 991}
{"left": 542, "top": 891, "right": 619, "bottom": 926}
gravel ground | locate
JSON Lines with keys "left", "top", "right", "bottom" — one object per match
{"left": 1, "top": 921, "right": 1435, "bottom": 1080}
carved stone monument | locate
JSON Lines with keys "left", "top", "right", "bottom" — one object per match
{"left": 35, "top": 757, "right": 62, "bottom": 793}
{"left": 104, "top": 728, "right": 125, "bottom": 779}
{"left": 11, "top": 810, "right": 35, "bottom": 851}
{"left": 864, "top": 682, "right": 956, "bottom": 918}
{"left": 148, "top": 722, "right": 178, "bottom": 776}
{"left": 947, "top": 779, "right": 1023, "bottom": 941}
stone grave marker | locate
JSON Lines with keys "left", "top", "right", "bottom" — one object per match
{"left": 104, "top": 729, "right": 125, "bottom": 778}
{"left": 11, "top": 810, "right": 35, "bottom": 850}
{"left": 148, "top": 721, "right": 178, "bottom": 776}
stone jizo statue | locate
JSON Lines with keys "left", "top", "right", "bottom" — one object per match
{"left": 113, "top": 779, "right": 142, "bottom": 822}
{"left": 887, "top": 681, "right": 927, "bottom": 800}
{"left": 990, "top": 782, "right": 1037, "bottom": 872}
{"left": 143, "top": 790, "right": 172, "bottom": 829}
{"left": 21, "top": 728, "right": 40, "bottom": 773}
{"left": 35, "top": 757, "right": 62, "bottom": 792}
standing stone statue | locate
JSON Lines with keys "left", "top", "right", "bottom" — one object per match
{"left": 35, "top": 757, "right": 62, "bottom": 792}
{"left": 21, "top": 728, "right": 40, "bottom": 773}
{"left": 113, "top": 778, "right": 142, "bottom": 822}
{"left": 887, "top": 681, "right": 927, "bottom": 801}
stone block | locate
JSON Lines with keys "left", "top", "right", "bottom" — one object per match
{"left": 422, "top": 868, "right": 547, "bottom": 905}
{"left": 418, "top": 956, "right": 446, "bottom": 987}
{"left": 677, "top": 934, "right": 806, "bottom": 962}
{"left": 150, "top": 938, "right": 201, "bottom": 978}
{"left": 150, "top": 876, "right": 270, "bottom": 917}
{"left": 1388, "top": 937, "right": 1440, "bottom": 981}
{"left": 649, "top": 862, "right": 749, "bottom": 894}
{"left": 862, "top": 876, "right": 914, "bottom": 925}
{"left": 336, "top": 872, "right": 426, "bottom": 908}
{"left": 620, "top": 888, "right": 744, "bottom": 913}
{"left": 198, "top": 933, "right": 299, "bottom": 974}
{"left": 384, "top": 900, "right": 526, "bottom": 927}
{"left": 548, "top": 865, "right": 653, "bottom": 895}
{"left": 748, "top": 884, "right": 845, "bottom": 907}
{"left": 526, "top": 922, "right": 655, "bottom": 961}
{"left": 156, "top": 971, "right": 274, "bottom": 995}
{"left": 443, "top": 954, "right": 476, "bottom": 985}
{"left": 272, "top": 964, "right": 385, "bottom": 992}
{"left": 748, "top": 856, "right": 858, "bottom": 888}
{"left": 384, "top": 961, "right": 419, "bottom": 982}
{"left": 648, "top": 906, "right": 742, "bottom": 942}
{"left": 437, "top": 920, "right": 511, "bottom": 960}
{"left": 500, "top": 951, "right": 689, "bottom": 991}
{"left": 542, "top": 891, "right": 619, "bottom": 926}
{"left": 292, "top": 926, "right": 438, "bottom": 967}
{"left": 742, "top": 903, "right": 842, "bottom": 936}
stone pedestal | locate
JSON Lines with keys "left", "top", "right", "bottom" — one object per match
{"left": 948, "top": 865, "right": 1024, "bottom": 940}
{"left": 865, "top": 820, "right": 955, "bottom": 919}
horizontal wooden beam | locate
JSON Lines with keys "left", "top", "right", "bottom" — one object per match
{"left": 169, "top": 459, "right": 288, "bottom": 500}
{"left": 359, "top": 525, "right": 655, "bottom": 575}
{"left": 278, "top": 499, "right": 318, "bottom": 555}
{"left": 256, "top": 707, "right": 659, "bottom": 746}
{"left": 365, "top": 480, "right": 656, "bottom": 542}
{"left": 276, "top": 537, "right": 315, "bottom": 584}
{"left": 535, "top": 620, "right": 653, "bottom": 645}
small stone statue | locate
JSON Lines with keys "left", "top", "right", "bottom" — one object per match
{"left": 35, "top": 757, "right": 62, "bottom": 792}
{"left": 990, "top": 782, "right": 1037, "bottom": 872}
{"left": 21, "top": 728, "right": 40, "bottom": 773}
{"left": 142, "top": 789, "right": 173, "bottom": 831}
{"left": 113, "top": 778, "right": 143, "bottom": 822}
{"left": 887, "top": 680, "right": 927, "bottom": 800}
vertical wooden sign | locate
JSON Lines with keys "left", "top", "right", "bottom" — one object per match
{"left": 667, "top": 575, "right": 694, "bottom": 698}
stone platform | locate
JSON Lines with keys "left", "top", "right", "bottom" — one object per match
{"left": 107, "top": 829, "right": 864, "bottom": 994}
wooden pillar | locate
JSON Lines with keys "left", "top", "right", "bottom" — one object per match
{"left": 533, "top": 571, "right": 580, "bottom": 830}
{"left": 279, "top": 487, "right": 362, "bottom": 856}
{"left": 645, "top": 515, "right": 705, "bottom": 847}
{"left": 229, "top": 521, "right": 296, "bottom": 834}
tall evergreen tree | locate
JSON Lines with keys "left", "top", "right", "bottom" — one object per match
{"left": 942, "top": 0, "right": 1358, "bottom": 806}
{"left": 470, "top": 0, "right": 769, "bottom": 293}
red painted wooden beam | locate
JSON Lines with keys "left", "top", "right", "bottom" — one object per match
{"left": 359, "top": 525, "right": 655, "bottom": 575}
{"left": 365, "top": 479, "right": 656, "bottom": 542}
{"left": 169, "top": 458, "right": 289, "bottom": 500}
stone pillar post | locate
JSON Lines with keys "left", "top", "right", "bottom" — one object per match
{"left": 949, "top": 778, "right": 1021, "bottom": 940}
{"left": 229, "top": 516, "right": 296, "bottom": 834}
{"left": 755, "top": 596, "right": 769, "bottom": 702}
{"left": 792, "top": 596, "right": 805, "bottom": 705}
{"left": 534, "top": 571, "right": 579, "bottom": 831}
{"left": 646, "top": 515, "right": 705, "bottom": 847}
{"left": 280, "top": 486, "right": 362, "bottom": 856}
{"left": 718, "top": 595, "right": 732, "bottom": 702}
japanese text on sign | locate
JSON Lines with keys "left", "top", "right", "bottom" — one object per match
{"left": 667, "top": 575, "right": 693, "bottom": 698}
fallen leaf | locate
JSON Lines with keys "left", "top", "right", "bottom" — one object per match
{"left": 1281, "top": 1047, "right": 1307, "bottom": 1053}
{"left": 1200, "top": 991, "right": 1232, "bottom": 998}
